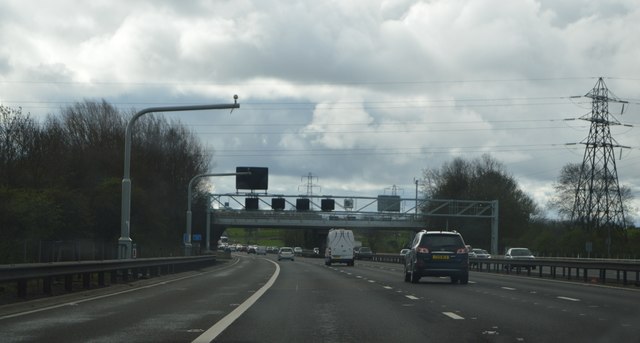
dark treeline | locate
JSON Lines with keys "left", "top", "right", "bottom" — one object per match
{"left": 0, "top": 101, "right": 212, "bottom": 263}
{"left": 421, "top": 154, "right": 639, "bottom": 258}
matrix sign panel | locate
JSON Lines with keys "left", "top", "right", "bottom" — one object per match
{"left": 236, "top": 167, "right": 268, "bottom": 191}
{"left": 377, "top": 195, "right": 401, "bottom": 212}
{"left": 321, "top": 199, "right": 335, "bottom": 211}
{"left": 296, "top": 198, "right": 310, "bottom": 211}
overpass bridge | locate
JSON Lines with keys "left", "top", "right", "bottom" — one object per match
{"left": 206, "top": 194, "right": 499, "bottom": 253}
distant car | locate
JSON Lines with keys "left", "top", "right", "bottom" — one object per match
{"left": 293, "top": 247, "right": 303, "bottom": 256}
{"left": 400, "top": 249, "right": 410, "bottom": 256}
{"left": 256, "top": 246, "right": 267, "bottom": 255}
{"left": 247, "top": 246, "right": 256, "bottom": 254}
{"left": 354, "top": 246, "right": 373, "bottom": 260}
{"left": 470, "top": 248, "right": 491, "bottom": 259}
{"left": 504, "top": 247, "right": 536, "bottom": 270}
{"left": 469, "top": 248, "right": 491, "bottom": 267}
{"left": 404, "top": 230, "right": 469, "bottom": 284}
{"left": 278, "top": 247, "right": 295, "bottom": 261}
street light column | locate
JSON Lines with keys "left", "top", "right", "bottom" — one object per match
{"left": 119, "top": 108, "right": 154, "bottom": 259}
{"left": 184, "top": 171, "right": 249, "bottom": 256}
{"left": 205, "top": 195, "right": 212, "bottom": 252}
{"left": 118, "top": 97, "right": 239, "bottom": 259}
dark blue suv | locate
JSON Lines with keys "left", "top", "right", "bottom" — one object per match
{"left": 404, "top": 230, "right": 469, "bottom": 284}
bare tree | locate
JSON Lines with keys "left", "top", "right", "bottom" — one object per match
{"left": 549, "top": 163, "right": 635, "bottom": 225}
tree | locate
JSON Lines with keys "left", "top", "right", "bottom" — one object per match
{"left": 422, "top": 154, "right": 538, "bottom": 251}
{"left": 0, "top": 105, "right": 40, "bottom": 187}
{"left": 0, "top": 101, "right": 212, "bottom": 262}
{"left": 549, "top": 163, "right": 635, "bottom": 225}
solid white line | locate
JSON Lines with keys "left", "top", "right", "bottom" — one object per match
{"left": 0, "top": 270, "right": 212, "bottom": 320}
{"left": 405, "top": 295, "right": 419, "bottom": 300}
{"left": 442, "top": 312, "right": 465, "bottom": 320}
{"left": 557, "top": 296, "right": 580, "bottom": 302}
{"left": 192, "top": 259, "right": 280, "bottom": 343}
{"left": 0, "top": 258, "right": 245, "bottom": 321}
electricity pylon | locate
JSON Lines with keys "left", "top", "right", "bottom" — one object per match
{"left": 571, "top": 78, "right": 629, "bottom": 248}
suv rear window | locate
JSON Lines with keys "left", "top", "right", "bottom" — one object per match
{"left": 419, "top": 235, "right": 464, "bottom": 252}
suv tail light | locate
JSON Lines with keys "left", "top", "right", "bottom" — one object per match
{"left": 417, "top": 247, "right": 429, "bottom": 253}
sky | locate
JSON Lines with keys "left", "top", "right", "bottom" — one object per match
{"left": 1, "top": 0, "right": 639, "bottom": 224}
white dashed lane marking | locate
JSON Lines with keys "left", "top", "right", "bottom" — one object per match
{"left": 331, "top": 262, "right": 476, "bottom": 323}
{"left": 443, "top": 312, "right": 465, "bottom": 320}
{"left": 501, "top": 287, "right": 517, "bottom": 291}
{"left": 557, "top": 296, "right": 580, "bottom": 302}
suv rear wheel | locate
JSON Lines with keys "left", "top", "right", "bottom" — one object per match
{"left": 410, "top": 267, "right": 420, "bottom": 283}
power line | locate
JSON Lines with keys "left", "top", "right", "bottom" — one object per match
{"left": 193, "top": 125, "right": 589, "bottom": 135}
{"left": 204, "top": 143, "right": 583, "bottom": 158}
{"left": 0, "top": 76, "right": 599, "bottom": 86}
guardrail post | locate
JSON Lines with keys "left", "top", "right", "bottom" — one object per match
{"left": 583, "top": 268, "right": 588, "bottom": 283}
{"left": 122, "top": 269, "right": 129, "bottom": 282}
{"left": 576, "top": 268, "right": 580, "bottom": 280}
{"left": 64, "top": 275, "right": 73, "bottom": 292}
{"left": 43, "top": 276, "right": 52, "bottom": 294}
{"left": 83, "top": 272, "right": 91, "bottom": 289}
{"left": 98, "top": 272, "right": 105, "bottom": 287}
{"left": 17, "top": 279, "right": 27, "bottom": 298}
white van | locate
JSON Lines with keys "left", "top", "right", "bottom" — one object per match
{"left": 325, "top": 229, "right": 355, "bottom": 266}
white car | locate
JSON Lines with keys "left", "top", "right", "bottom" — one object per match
{"left": 293, "top": 247, "right": 303, "bottom": 256}
{"left": 504, "top": 247, "right": 536, "bottom": 270}
{"left": 278, "top": 247, "right": 295, "bottom": 261}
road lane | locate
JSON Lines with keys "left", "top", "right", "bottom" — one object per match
{"left": 349, "top": 258, "right": 640, "bottom": 342}
{"left": 1, "top": 254, "right": 638, "bottom": 342}
{"left": 213, "top": 256, "right": 471, "bottom": 342}
{"left": 0, "top": 256, "right": 276, "bottom": 343}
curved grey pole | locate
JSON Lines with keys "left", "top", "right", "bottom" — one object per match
{"left": 184, "top": 171, "right": 250, "bottom": 256}
{"left": 118, "top": 97, "right": 240, "bottom": 259}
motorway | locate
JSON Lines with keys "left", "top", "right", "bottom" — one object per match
{"left": 0, "top": 254, "right": 639, "bottom": 342}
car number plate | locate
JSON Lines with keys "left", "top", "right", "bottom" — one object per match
{"left": 432, "top": 255, "right": 449, "bottom": 260}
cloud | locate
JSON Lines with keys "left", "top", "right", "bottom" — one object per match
{"left": 0, "top": 0, "right": 638, "bottom": 223}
